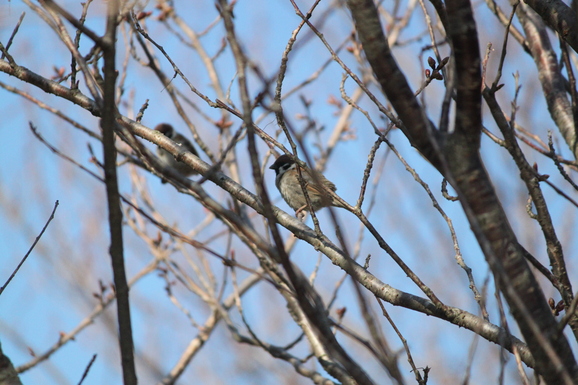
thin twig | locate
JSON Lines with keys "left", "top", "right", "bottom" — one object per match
{"left": 76, "top": 354, "right": 97, "bottom": 385}
{"left": 548, "top": 132, "right": 578, "bottom": 192}
{"left": 376, "top": 297, "right": 427, "bottom": 384}
{"left": 0, "top": 200, "right": 59, "bottom": 296}
{"left": 491, "top": 1, "right": 519, "bottom": 91}
{"left": 2, "top": 12, "right": 26, "bottom": 60}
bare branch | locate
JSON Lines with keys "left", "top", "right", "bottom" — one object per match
{"left": 516, "top": 3, "right": 577, "bottom": 158}
{"left": 523, "top": 0, "right": 578, "bottom": 53}
{"left": 0, "top": 200, "right": 59, "bottom": 296}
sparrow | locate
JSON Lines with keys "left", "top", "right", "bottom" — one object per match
{"left": 269, "top": 154, "right": 344, "bottom": 216}
{"left": 154, "top": 123, "right": 198, "bottom": 183}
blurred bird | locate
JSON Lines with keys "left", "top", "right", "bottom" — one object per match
{"left": 154, "top": 123, "right": 198, "bottom": 183}
{"left": 269, "top": 154, "right": 345, "bottom": 216}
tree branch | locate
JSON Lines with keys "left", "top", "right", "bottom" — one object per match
{"left": 101, "top": 1, "right": 137, "bottom": 384}
{"left": 523, "top": 0, "right": 578, "bottom": 53}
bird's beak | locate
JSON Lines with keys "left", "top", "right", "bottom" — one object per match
{"left": 268, "top": 164, "right": 275, "bottom": 170}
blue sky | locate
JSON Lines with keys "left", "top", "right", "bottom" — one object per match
{"left": 1, "top": 1, "right": 577, "bottom": 384}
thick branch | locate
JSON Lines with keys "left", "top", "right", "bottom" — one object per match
{"left": 443, "top": 1, "right": 578, "bottom": 382}
{"left": 346, "top": 0, "right": 578, "bottom": 381}
{"left": 0, "top": 60, "right": 99, "bottom": 115}
{"left": 516, "top": 3, "right": 577, "bottom": 158}
{"left": 446, "top": 0, "right": 482, "bottom": 144}
{"left": 483, "top": 87, "right": 578, "bottom": 339}
{"left": 523, "top": 0, "right": 578, "bottom": 53}
{"left": 101, "top": 2, "right": 137, "bottom": 385}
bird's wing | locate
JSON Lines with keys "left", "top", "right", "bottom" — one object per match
{"left": 303, "top": 169, "right": 337, "bottom": 193}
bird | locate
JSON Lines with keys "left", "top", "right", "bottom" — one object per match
{"left": 269, "top": 154, "right": 345, "bottom": 216}
{"left": 154, "top": 123, "right": 198, "bottom": 183}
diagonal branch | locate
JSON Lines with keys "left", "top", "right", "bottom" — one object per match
{"left": 523, "top": 0, "right": 578, "bottom": 53}
{"left": 0, "top": 201, "right": 59, "bottom": 296}
{"left": 515, "top": 2, "right": 577, "bottom": 158}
